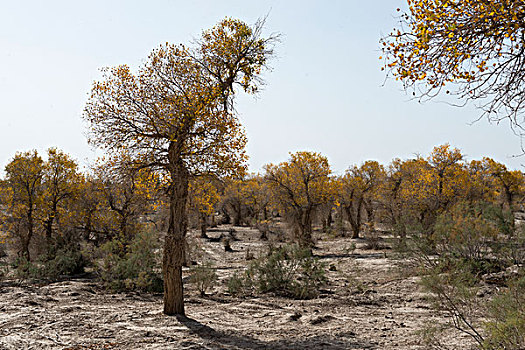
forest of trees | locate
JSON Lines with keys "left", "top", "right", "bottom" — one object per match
{"left": 1, "top": 4, "right": 525, "bottom": 348}
{"left": 2, "top": 144, "right": 524, "bottom": 260}
{"left": 1, "top": 144, "right": 524, "bottom": 347}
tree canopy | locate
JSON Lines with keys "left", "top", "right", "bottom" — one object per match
{"left": 83, "top": 18, "right": 277, "bottom": 315}
{"left": 381, "top": 1, "right": 525, "bottom": 131}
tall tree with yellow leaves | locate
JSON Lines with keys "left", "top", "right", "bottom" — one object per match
{"left": 84, "top": 18, "right": 276, "bottom": 315}
{"left": 2, "top": 151, "right": 44, "bottom": 261}
{"left": 40, "top": 148, "right": 82, "bottom": 254}
{"left": 265, "top": 151, "right": 333, "bottom": 246}
{"left": 337, "top": 161, "right": 385, "bottom": 239}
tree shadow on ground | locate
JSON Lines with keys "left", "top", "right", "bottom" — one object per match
{"left": 315, "top": 252, "right": 386, "bottom": 260}
{"left": 175, "top": 315, "right": 377, "bottom": 350}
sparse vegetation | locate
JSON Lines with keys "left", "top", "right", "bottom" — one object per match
{"left": 2, "top": 3, "right": 525, "bottom": 347}
{"left": 227, "top": 244, "right": 327, "bottom": 299}
{"left": 189, "top": 261, "right": 218, "bottom": 296}
{"left": 98, "top": 228, "right": 163, "bottom": 293}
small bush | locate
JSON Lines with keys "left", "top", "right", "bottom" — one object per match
{"left": 227, "top": 272, "right": 249, "bottom": 295}
{"left": 189, "top": 261, "right": 218, "bottom": 296}
{"left": 433, "top": 201, "right": 499, "bottom": 263}
{"left": 40, "top": 247, "right": 86, "bottom": 279}
{"left": 363, "top": 231, "right": 384, "bottom": 250}
{"left": 255, "top": 220, "right": 270, "bottom": 240}
{"left": 12, "top": 244, "right": 86, "bottom": 281}
{"left": 483, "top": 276, "right": 525, "bottom": 350}
{"left": 420, "top": 261, "right": 485, "bottom": 347}
{"left": 414, "top": 201, "right": 524, "bottom": 348}
{"left": 12, "top": 257, "right": 40, "bottom": 280}
{"left": 227, "top": 244, "right": 326, "bottom": 299}
{"left": 98, "top": 228, "right": 162, "bottom": 293}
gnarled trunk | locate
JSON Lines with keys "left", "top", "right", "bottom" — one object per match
{"left": 199, "top": 213, "right": 208, "bottom": 239}
{"left": 233, "top": 201, "right": 242, "bottom": 226}
{"left": 345, "top": 198, "right": 363, "bottom": 239}
{"left": 163, "top": 161, "right": 189, "bottom": 316}
{"left": 298, "top": 209, "right": 313, "bottom": 246}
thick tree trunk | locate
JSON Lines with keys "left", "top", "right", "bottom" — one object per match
{"left": 326, "top": 210, "right": 332, "bottom": 229}
{"left": 345, "top": 199, "right": 362, "bottom": 239}
{"left": 299, "top": 209, "right": 313, "bottom": 246}
{"left": 233, "top": 202, "right": 242, "bottom": 226}
{"left": 21, "top": 234, "right": 31, "bottom": 262}
{"left": 365, "top": 201, "right": 374, "bottom": 230}
{"left": 200, "top": 213, "right": 208, "bottom": 239}
{"left": 44, "top": 217, "right": 53, "bottom": 244}
{"left": 163, "top": 161, "right": 189, "bottom": 316}
{"left": 221, "top": 208, "right": 231, "bottom": 224}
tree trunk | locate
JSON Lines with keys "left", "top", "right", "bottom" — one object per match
{"left": 163, "top": 161, "right": 189, "bottom": 316}
{"left": 221, "top": 207, "right": 231, "bottom": 224}
{"left": 299, "top": 209, "right": 313, "bottom": 246}
{"left": 21, "top": 234, "right": 31, "bottom": 262}
{"left": 365, "top": 201, "right": 374, "bottom": 230}
{"left": 336, "top": 205, "right": 344, "bottom": 236}
{"left": 44, "top": 215, "right": 55, "bottom": 258}
{"left": 233, "top": 202, "right": 242, "bottom": 226}
{"left": 345, "top": 199, "right": 362, "bottom": 239}
{"left": 44, "top": 216, "right": 53, "bottom": 244}
{"left": 200, "top": 213, "right": 208, "bottom": 239}
{"left": 24, "top": 206, "right": 34, "bottom": 262}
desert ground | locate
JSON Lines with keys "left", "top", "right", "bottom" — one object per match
{"left": 0, "top": 225, "right": 476, "bottom": 350}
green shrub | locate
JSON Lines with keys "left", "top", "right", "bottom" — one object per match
{"left": 429, "top": 201, "right": 514, "bottom": 277}
{"left": 483, "top": 276, "right": 525, "bottom": 350}
{"left": 227, "top": 244, "right": 327, "bottom": 299}
{"left": 98, "top": 228, "right": 162, "bottom": 293}
{"left": 12, "top": 256, "right": 40, "bottom": 280}
{"left": 433, "top": 201, "right": 499, "bottom": 262}
{"left": 40, "top": 247, "right": 86, "bottom": 279}
{"left": 12, "top": 244, "right": 86, "bottom": 281}
{"left": 189, "top": 261, "right": 218, "bottom": 296}
{"left": 227, "top": 272, "right": 248, "bottom": 295}
{"left": 414, "top": 201, "right": 524, "bottom": 348}
{"left": 420, "top": 261, "right": 485, "bottom": 347}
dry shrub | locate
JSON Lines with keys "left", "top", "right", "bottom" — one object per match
{"left": 189, "top": 261, "right": 218, "bottom": 296}
{"left": 415, "top": 201, "right": 524, "bottom": 349}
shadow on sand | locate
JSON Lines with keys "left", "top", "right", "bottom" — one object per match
{"left": 175, "top": 315, "right": 377, "bottom": 350}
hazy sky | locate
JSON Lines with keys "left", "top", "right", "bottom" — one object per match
{"left": 0, "top": 0, "right": 523, "bottom": 174}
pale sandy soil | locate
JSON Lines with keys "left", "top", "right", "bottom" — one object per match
{"left": 0, "top": 226, "right": 476, "bottom": 349}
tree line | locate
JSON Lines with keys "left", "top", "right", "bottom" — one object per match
{"left": 1, "top": 143, "right": 522, "bottom": 265}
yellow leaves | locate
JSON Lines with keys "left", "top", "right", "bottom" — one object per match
{"left": 188, "top": 177, "right": 220, "bottom": 215}
{"left": 84, "top": 18, "right": 274, "bottom": 182}
{"left": 381, "top": 0, "right": 525, "bottom": 100}
{"left": 265, "top": 151, "right": 333, "bottom": 211}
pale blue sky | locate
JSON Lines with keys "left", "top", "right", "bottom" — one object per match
{"left": 0, "top": 0, "right": 522, "bottom": 174}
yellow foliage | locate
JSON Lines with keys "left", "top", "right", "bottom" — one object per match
{"left": 381, "top": 0, "right": 525, "bottom": 121}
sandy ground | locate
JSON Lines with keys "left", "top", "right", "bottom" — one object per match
{"left": 0, "top": 226, "right": 476, "bottom": 350}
